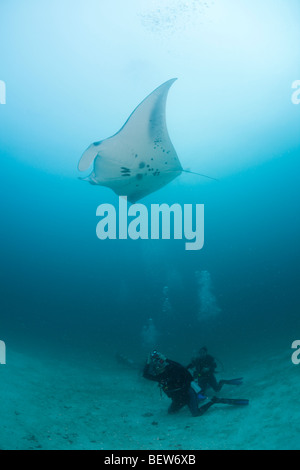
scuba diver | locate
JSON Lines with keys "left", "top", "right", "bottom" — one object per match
{"left": 143, "top": 351, "right": 249, "bottom": 417}
{"left": 187, "top": 347, "right": 244, "bottom": 394}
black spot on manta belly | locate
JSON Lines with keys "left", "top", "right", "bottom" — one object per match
{"left": 136, "top": 174, "right": 143, "bottom": 180}
{"left": 139, "top": 162, "right": 146, "bottom": 169}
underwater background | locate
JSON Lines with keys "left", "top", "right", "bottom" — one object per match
{"left": 0, "top": 0, "right": 300, "bottom": 450}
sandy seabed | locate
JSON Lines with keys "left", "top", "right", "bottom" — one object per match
{"left": 0, "top": 345, "right": 299, "bottom": 450}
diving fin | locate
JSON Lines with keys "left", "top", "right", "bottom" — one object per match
{"left": 212, "top": 397, "right": 249, "bottom": 406}
{"left": 225, "top": 378, "right": 244, "bottom": 386}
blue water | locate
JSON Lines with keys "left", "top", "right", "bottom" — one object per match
{"left": 0, "top": 0, "right": 300, "bottom": 450}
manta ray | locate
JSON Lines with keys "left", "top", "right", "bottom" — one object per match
{"left": 79, "top": 79, "right": 213, "bottom": 203}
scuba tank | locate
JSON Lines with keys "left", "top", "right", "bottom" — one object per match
{"left": 190, "top": 381, "right": 207, "bottom": 401}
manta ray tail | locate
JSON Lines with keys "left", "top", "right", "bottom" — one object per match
{"left": 182, "top": 169, "right": 219, "bottom": 182}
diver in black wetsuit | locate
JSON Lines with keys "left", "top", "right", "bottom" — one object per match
{"left": 187, "top": 347, "right": 244, "bottom": 394}
{"left": 143, "top": 351, "right": 249, "bottom": 417}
